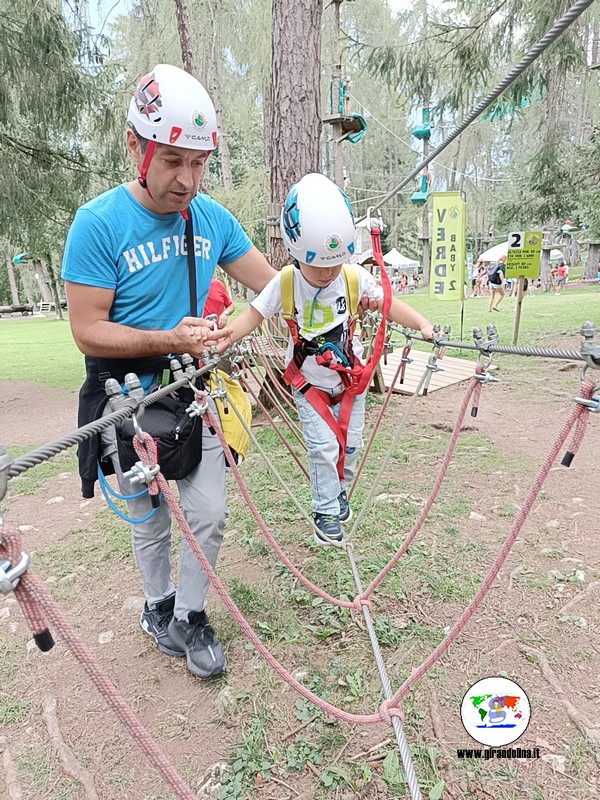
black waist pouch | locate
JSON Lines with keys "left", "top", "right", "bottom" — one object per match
{"left": 115, "top": 392, "right": 203, "bottom": 480}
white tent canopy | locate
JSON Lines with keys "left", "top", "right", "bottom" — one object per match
{"left": 383, "top": 248, "right": 420, "bottom": 269}
{"left": 478, "top": 241, "right": 564, "bottom": 262}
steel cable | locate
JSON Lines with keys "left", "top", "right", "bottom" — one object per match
{"left": 356, "top": 0, "right": 597, "bottom": 221}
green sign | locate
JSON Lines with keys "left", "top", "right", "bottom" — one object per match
{"left": 505, "top": 231, "right": 542, "bottom": 278}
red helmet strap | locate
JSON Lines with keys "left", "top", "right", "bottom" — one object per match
{"left": 137, "top": 140, "right": 157, "bottom": 191}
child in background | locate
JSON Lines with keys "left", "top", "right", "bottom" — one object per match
{"left": 217, "top": 173, "right": 434, "bottom": 544}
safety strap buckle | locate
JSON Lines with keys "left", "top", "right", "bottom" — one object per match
{"left": 0, "top": 549, "right": 30, "bottom": 595}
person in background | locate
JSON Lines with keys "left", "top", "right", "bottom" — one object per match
{"left": 555, "top": 259, "right": 568, "bottom": 295}
{"left": 487, "top": 255, "right": 506, "bottom": 312}
{"left": 203, "top": 277, "right": 235, "bottom": 329}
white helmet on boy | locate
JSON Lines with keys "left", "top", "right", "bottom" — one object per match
{"left": 127, "top": 64, "right": 218, "bottom": 151}
{"left": 280, "top": 173, "right": 356, "bottom": 267}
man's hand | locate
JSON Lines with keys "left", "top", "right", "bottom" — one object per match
{"left": 170, "top": 316, "right": 231, "bottom": 356}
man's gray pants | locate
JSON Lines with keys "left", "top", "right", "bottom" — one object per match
{"left": 101, "top": 397, "right": 226, "bottom": 622}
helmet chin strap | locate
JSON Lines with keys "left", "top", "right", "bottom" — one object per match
{"left": 136, "top": 139, "right": 189, "bottom": 220}
{"left": 136, "top": 140, "right": 157, "bottom": 194}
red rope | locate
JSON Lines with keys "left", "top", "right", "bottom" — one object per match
{"left": 360, "top": 371, "right": 481, "bottom": 600}
{"left": 0, "top": 523, "right": 198, "bottom": 800}
{"left": 389, "top": 380, "right": 595, "bottom": 704}
{"left": 131, "top": 428, "right": 397, "bottom": 725}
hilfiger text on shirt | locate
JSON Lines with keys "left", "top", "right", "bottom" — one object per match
{"left": 122, "top": 234, "right": 212, "bottom": 273}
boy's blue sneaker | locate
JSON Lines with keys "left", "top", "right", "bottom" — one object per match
{"left": 313, "top": 513, "right": 343, "bottom": 545}
{"left": 338, "top": 491, "right": 352, "bottom": 524}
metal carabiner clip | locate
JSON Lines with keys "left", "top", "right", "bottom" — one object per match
{"left": 131, "top": 412, "right": 145, "bottom": 443}
{"left": 366, "top": 206, "right": 383, "bottom": 232}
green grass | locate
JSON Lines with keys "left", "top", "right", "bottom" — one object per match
{"left": 1, "top": 316, "right": 84, "bottom": 388}
{"left": 1, "top": 285, "right": 598, "bottom": 391}
{"left": 399, "top": 281, "right": 599, "bottom": 347}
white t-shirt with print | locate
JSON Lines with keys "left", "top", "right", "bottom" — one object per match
{"left": 251, "top": 264, "right": 383, "bottom": 391}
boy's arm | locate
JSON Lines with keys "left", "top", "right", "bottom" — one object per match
{"left": 211, "top": 306, "right": 265, "bottom": 353}
{"left": 387, "top": 297, "right": 434, "bottom": 341}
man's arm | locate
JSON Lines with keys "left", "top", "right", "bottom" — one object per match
{"left": 221, "top": 246, "right": 276, "bottom": 293}
{"left": 65, "top": 281, "right": 228, "bottom": 358}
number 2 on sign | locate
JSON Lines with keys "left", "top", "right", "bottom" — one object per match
{"left": 509, "top": 231, "right": 524, "bottom": 249}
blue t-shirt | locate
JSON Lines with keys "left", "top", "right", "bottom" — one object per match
{"left": 61, "top": 184, "right": 252, "bottom": 330}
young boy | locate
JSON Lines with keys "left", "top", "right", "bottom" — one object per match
{"left": 218, "top": 173, "right": 434, "bottom": 544}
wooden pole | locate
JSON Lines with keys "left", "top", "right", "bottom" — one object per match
{"left": 512, "top": 276, "right": 525, "bottom": 345}
{"left": 331, "top": 0, "right": 344, "bottom": 187}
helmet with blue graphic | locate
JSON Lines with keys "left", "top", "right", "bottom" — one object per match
{"left": 127, "top": 64, "right": 218, "bottom": 151}
{"left": 280, "top": 173, "right": 356, "bottom": 268}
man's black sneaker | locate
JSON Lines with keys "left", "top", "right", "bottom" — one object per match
{"left": 140, "top": 594, "right": 185, "bottom": 657}
{"left": 338, "top": 491, "right": 353, "bottom": 524}
{"left": 313, "top": 513, "right": 343, "bottom": 545}
{"left": 167, "top": 611, "right": 226, "bottom": 678}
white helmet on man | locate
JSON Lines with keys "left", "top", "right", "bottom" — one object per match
{"left": 127, "top": 64, "right": 218, "bottom": 151}
{"left": 280, "top": 173, "right": 356, "bottom": 267}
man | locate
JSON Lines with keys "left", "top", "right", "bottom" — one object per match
{"left": 61, "top": 64, "right": 277, "bottom": 679}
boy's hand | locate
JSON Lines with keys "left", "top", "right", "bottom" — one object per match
{"left": 217, "top": 312, "right": 229, "bottom": 329}
{"left": 420, "top": 322, "right": 435, "bottom": 341}
{"left": 204, "top": 326, "right": 232, "bottom": 353}
{"left": 358, "top": 292, "right": 383, "bottom": 316}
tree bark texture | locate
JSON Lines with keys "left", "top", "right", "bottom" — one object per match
{"left": 4, "top": 246, "right": 19, "bottom": 305}
{"left": 209, "top": 60, "right": 234, "bottom": 191}
{"left": 43, "top": 256, "right": 64, "bottom": 320}
{"left": 268, "top": 0, "right": 323, "bottom": 269}
{"left": 173, "top": 0, "right": 196, "bottom": 75}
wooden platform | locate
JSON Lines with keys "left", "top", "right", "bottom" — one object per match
{"left": 380, "top": 348, "right": 476, "bottom": 395}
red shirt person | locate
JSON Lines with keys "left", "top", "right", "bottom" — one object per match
{"left": 203, "top": 278, "right": 235, "bottom": 328}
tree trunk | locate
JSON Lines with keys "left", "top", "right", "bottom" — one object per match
{"left": 32, "top": 259, "right": 53, "bottom": 303}
{"left": 585, "top": 243, "right": 600, "bottom": 280}
{"left": 267, "top": 0, "right": 323, "bottom": 270}
{"left": 4, "top": 246, "right": 19, "bottom": 305}
{"left": 209, "top": 59, "right": 234, "bottom": 191}
{"left": 540, "top": 248, "right": 552, "bottom": 292}
{"left": 173, "top": 0, "right": 195, "bottom": 74}
{"left": 44, "top": 255, "right": 64, "bottom": 321}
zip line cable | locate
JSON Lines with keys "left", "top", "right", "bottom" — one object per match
{"left": 355, "top": 0, "right": 597, "bottom": 222}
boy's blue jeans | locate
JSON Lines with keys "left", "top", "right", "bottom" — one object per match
{"left": 292, "top": 388, "right": 366, "bottom": 516}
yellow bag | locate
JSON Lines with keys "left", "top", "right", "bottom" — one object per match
{"left": 207, "top": 369, "right": 252, "bottom": 462}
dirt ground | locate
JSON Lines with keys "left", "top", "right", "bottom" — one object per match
{"left": 1, "top": 343, "right": 600, "bottom": 800}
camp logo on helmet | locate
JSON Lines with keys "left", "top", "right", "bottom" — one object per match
{"left": 192, "top": 112, "right": 207, "bottom": 129}
{"left": 134, "top": 72, "right": 162, "bottom": 123}
{"left": 324, "top": 234, "right": 342, "bottom": 251}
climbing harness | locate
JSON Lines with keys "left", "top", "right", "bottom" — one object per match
{"left": 279, "top": 213, "right": 392, "bottom": 480}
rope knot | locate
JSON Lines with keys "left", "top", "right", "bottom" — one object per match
{"left": 379, "top": 699, "right": 404, "bottom": 724}
{"left": 352, "top": 594, "right": 372, "bottom": 612}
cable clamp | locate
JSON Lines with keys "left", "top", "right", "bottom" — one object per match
{"left": 473, "top": 371, "right": 498, "bottom": 384}
{"left": 574, "top": 394, "right": 600, "bottom": 413}
{"left": 0, "top": 550, "right": 30, "bottom": 595}
{"left": 122, "top": 461, "right": 160, "bottom": 486}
